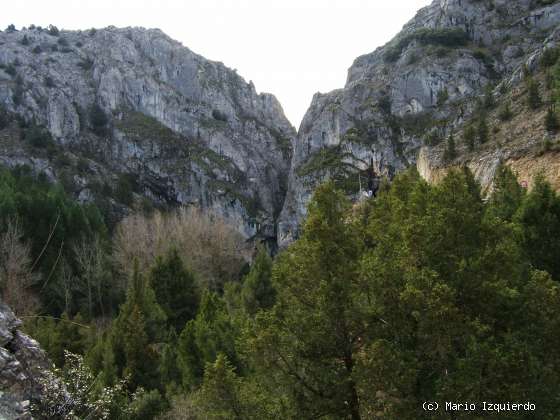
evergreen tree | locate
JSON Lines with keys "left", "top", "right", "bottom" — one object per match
{"left": 443, "top": 133, "right": 457, "bottom": 162}
{"left": 241, "top": 246, "right": 275, "bottom": 315}
{"left": 103, "top": 263, "right": 166, "bottom": 390}
{"left": 477, "top": 116, "right": 489, "bottom": 143}
{"left": 486, "top": 165, "right": 525, "bottom": 222}
{"left": 545, "top": 106, "right": 559, "bottom": 132}
{"left": 514, "top": 174, "right": 560, "bottom": 281}
{"left": 149, "top": 248, "right": 198, "bottom": 333}
{"left": 177, "top": 291, "right": 238, "bottom": 391}
{"left": 527, "top": 77, "right": 542, "bottom": 109}
{"left": 463, "top": 125, "right": 476, "bottom": 151}
{"left": 246, "top": 182, "right": 364, "bottom": 419}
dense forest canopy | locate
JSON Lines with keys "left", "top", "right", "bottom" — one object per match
{"left": 1, "top": 163, "right": 560, "bottom": 419}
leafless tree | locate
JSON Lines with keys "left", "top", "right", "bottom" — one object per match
{"left": 0, "top": 220, "right": 40, "bottom": 316}
{"left": 113, "top": 207, "right": 248, "bottom": 291}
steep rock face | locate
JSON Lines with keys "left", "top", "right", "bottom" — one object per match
{"left": 0, "top": 302, "right": 55, "bottom": 419}
{"left": 0, "top": 27, "right": 295, "bottom": 241}
{"left": 278, "top": 0, "right": 560, "bottom": 247}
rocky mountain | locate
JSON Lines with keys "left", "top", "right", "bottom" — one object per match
{"left": 0, "top": 302, "right": 57, "bottom": 419}
{"left": 278, "top": 0, "right": 560, "bottom": 247}
{"left": 0, "top": 26, "right": 295, "bottom": 244}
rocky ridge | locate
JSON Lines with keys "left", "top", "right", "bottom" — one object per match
{"left": 278, "top": 0, "right": 560, "bottom": 247}
{"left": 0, "top": 26, "right": 295, "bottom": 244}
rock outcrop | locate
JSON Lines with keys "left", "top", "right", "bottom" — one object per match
{"left": 0, "top": 302, "right": 54, "bottom": 419}
{"left": 0, "top": 26, "right": 295, "bottom": 244}
{"left": 278, "top": 0, "right": 560, "bottom": 247}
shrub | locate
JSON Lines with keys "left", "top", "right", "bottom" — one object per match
{"left": 477, "top": 117, "right": 489, "bottom": 143}
{"left": 78, "top": 57, "right": 94, "bottom": 70}
{"left": 437, "top": 88, "right": 449, "bottom": 106}
{"left": 20, "top": 35, "right": 30, "bottom": 46}
{"left": 384, "top": 28, "right": 469, "bottom": 62}
{"left": 115, "top": 173, "right": 135, "bottom": 205}
{"left": 463, "top": 125, "right": 476, "bottom": 151}
{"left": 57, "top": 37, "right": 68, "bottom": 46}
{"left": 541, "top": 47, "right": 559, "bottom": 68}
{"left": 545, "top": 107, "right": 559, "bottom": 132}
{"left": 89, "top": 104, "right": 109, "bottom": 136}
{"left": 44, "top": 76, "right": 56, "bottom": 88}
{"left": 527, "top": 78, "right": 542, "bottom": 109}
{"left": 211, "top": 109, "right": 228, "bottom": 122}
{"left": 5, "top": 63, "right": 16, "bottom": 77}
{"left": 6, "top": 24, "right": 16, "bottom": 33}
{"left": 498, "top": 102, "right": 513, "bottom": 121}
{"left": 32, "top": 45, "right": 42, "bottom": 54}
{"left": 25, "top": 124, "right": 53, "bottom": 148}
{"left": 47, "top": 25, "right": 59, "bottom": 36}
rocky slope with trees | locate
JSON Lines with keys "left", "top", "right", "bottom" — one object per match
{"left": 278, "top": 0, "right": 560, "bottom": 246}
{"left": 0, "top": 25, "right": 295, "bottom": 244}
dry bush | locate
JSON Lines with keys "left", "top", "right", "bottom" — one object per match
{"left": 113, "top": 207, "right": 248, "bottom": 291}
{"left": 0, "top": 220, "right": 40, "bottom": 316}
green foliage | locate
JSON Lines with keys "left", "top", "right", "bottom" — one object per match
{"left": 149, "top": 248, "right": 199, "bottom": 333}
{"left": 0, "top": 166, "right": 108, "bottom": 315}
{"left": 115, "top": 173, "right": 135, "bottom": 205}
{"left": 245, "top": 182, "right": 364, "bottom": 418}
{"left": 24, "top": 313, "right": 89, "bottom": 367}
{"left": 211, "top": 109, "right": 228, "bottom": 122}
{"left": 541, "top": 46, "right": 560, "bottom": 68}
{"left": 47, "top": 24, "right": 60, "bottom": 36}
{"left": 443, "top": 133, "right": 457, "bottom": 162}
{"left": 25, "top": 124, "right": 53, "bottom": 148}
{"left": 384, "top": 28, "right": 469, "bottom": 62}
{"left": 177, "top": 290, "right": 239, "bottom": 391}
{"left": 527, "top": 77, "right": 542, "bottom": 109}
{"left": 463, "top": 124, "right": 476, "bottom": 151}
{"left": 477, "top": 115, "right": 489, "bottom": 143}
{"left": 487, "top": 165, "right": 525, "bottom": 222}
{"left": 498, "top": 101, "right": 513, "bottom": 121}
{"left": 101, "top": 263, "right": 167, "bottom": 391}
{"left": 89, "top": 103, "right": 109, "bottom": 136}
{"left": 436, "top": 87, "right": 449, "bottom": 106}
{"left": 545, "top": 106, "right": 559, "bottom": 132}
{"left": 241, "top": 246, "right": 275, "bottom": 315}
{"left": 514, "top": 174, "right": 560, "bottom": 281}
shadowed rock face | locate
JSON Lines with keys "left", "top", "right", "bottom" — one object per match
{"left": 278, "top": 0, "right": 560, "bottom": 247}
{"left": 0, "top": 302, "right": 54, "bottom": 419}
{"left": 0, "top": 26, "right": 295, "bottom": 243}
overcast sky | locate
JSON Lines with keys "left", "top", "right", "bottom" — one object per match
{"left": 1, "top": 0, "right": 431, "bottom": 128}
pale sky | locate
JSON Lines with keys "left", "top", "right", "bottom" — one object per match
{"left": 1, "top": 0, "right": 432, "bottom": 128}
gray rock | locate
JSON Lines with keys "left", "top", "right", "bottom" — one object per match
{"left": 278, "top": 0, "right": 560, "bottom": 247}
{"left": 0, "top": 26, "right": 295, "bottom": 243}
{"left": 0, "top": 301, "right": 55, "bottom": 419}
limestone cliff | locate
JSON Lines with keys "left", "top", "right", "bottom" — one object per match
{"left": 278, "top": 0, "right": 560, "bottom": 247}
{"left": 0, "top": 302, "right": 57, "bottom": 419}
{"left": 0, "top": 26, "right": 295, "bottom": 243}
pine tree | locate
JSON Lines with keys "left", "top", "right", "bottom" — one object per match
{"left": 486, "top": 165, "right": 525, "bottom": 222}
{"left": 514, "top": 174, "right": 560, "bottom": 281}
{"left": 103, "top": 262, "right": 166, "bottom": 390}
{"left": 527, "top": 78, "right": 542, "bottom": 110}
{"left": 246, "top": 182, "right": 364, "bottom": 419}
{"left": 149, "top": 248, "right": 198, "bottom": 333}
{"left": 241, "top": 246, "right": 275, "bottom": 315}
{"left": 545, "top": 106, "right": 559, "bottom": 132}
{"left": 443, "top": 133, "right": 457, "bottom": 162}
{"left": 463, "top": 125, "right": 476, "bottom": 151}
{"left": 177, "top": 291, "right": 238, "bottom": 391}
{"left": 477, "top": 116, "right": 489, "bottom": 143}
